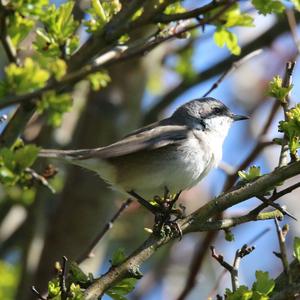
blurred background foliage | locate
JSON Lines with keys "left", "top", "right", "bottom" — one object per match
{"left": 0, "top": 0, "right": 300, "bottom": 299}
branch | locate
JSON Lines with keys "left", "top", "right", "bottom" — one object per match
{"left": 177, "top": 232, "right": 216, "bottom": 300}
{"left": 273, "top": 219, "right": 292, "bottom": 283}
{"left": 76, "top": 198, "right": 133, "bottom": 264}
{"left": 210, "top": 244, "right": 255, "bottom": 291}
{"left": 0, "top": 3, "right": 235, "bottom": 111}
{"left": 202, "top": 49, "right": 263, "bottom": 97}
{"left": 187, "top": 210, "right": 283, "bottom": 233}
{"left": 143, "top": 16, "right": 300, "bottom": 124}
{"left": 0, "top": 3, "right": 18, "bottom": 64}
{"left": 278, "top": 61, "right": 296, "bottom": 165}
{"left": 83, "top": 160, "right": 300, "bottom": 299}
{"left": 248, "top": 182, "right": 300, "bottom": 218}
{"left": 153, "top": 0, "right": 228, "bottom": 23}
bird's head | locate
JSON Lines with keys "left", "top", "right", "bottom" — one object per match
{"left": 171, "top": 97, "right": 248, "bottom": 140}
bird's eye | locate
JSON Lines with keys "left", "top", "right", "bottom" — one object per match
{"left": 214, "top": 107, "right": 222, "bottom": 114}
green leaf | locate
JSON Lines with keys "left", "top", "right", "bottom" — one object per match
{"left": 225, "top": 286, "right": 253, "bottom": 300}
{"left": 7, "top": 12, "right": 35, "bottom": 46}
{"left": 69, "top": 283, "right": 84, "bottom": 299}
{"left": 267, "top": 75, "right": 293, "bottom": 102}
{"left": 174, "top": 47, "right": 196, "bottom": 82}
{"left": 0, "top": 167, "right": 17, "bottom": 185}
{"left": 0, "top": 261, "right": 19, "bottom": 300}
{"left": 291, "top": 0, "right": 300, "bottom": 11}
{"left": 293, "top": 237, "right": 300, "bottom": 262}
{"left": 164, "top": 1, "right": 186, "bottom": 14}
{"left": 8, "top": 0, "right": 49, "bottom": 17}
{"left": 14, "top": 145, "right": 40, "bottom": 170}
{"left": 34, "top": 1, "right": 79, "bottom": 57}
{"left": 278, "top": 104, "right": 300, "bottom": 157}
{"left": 69, "top": 261, "right": 93, "bottom": 285}
{"left": 84, "top": 0, "right": 121, "bottom": 33}
{"left": 252, "top": 0, "right": 285, "bottom": 15}
{"left": 37, "top": 91, "right": 72, "bottom": 127}
{"left": 223, "top": 4, "right": 254, "bottom": 27}
{"left": 252, "top": 271, "right": 275, "bottom": 295}
{"left": 238, "top": 166, "right": 261, "bottom": 182}
{"left": 88, "top": 71, "right": 111, "bottom": 91}
{"left": 214, "top": 27, "right": 241, "bottom": 55}
{"left": 111, "top": 248, "right": 126, "bottom": 267}
{"left": 0, "top": 58, "right": 50, "bottom": 96}
{"left": 224, "top": 229, "right": 235, "bottom": 242}
{"left": 48, "top": 278, "right": 61, "bottom": 298}
{"left": 106, "top": 278, "right": 138, "bottom": 300}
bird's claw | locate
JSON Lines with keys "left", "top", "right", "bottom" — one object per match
{"left": 152, "top": 190, "right": 184, "bottom": 240}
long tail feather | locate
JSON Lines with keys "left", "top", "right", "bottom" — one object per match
{"left": 38, "top": 148, "right": 95, "bottom": 159}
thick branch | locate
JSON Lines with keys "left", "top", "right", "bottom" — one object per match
{"left": 84, "top": 160, "right": 300, "bottom": 299}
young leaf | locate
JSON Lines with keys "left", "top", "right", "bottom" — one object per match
{"left": 225, "top": 286, "right": 253, "bottom": 300}
{"left": 279, "top": 104, "right": 300, "bottom": 157}
{"left": 37, "top": 91, "right": 72, "bottom": 127}
{"left": 252, "top": 0, "right": 285, "bottom": 15}
{"left": 48, "top": 278, "right": 61, "bottom": 298}
{"left": 15, "top": 145, "right": 40, "bottom": 170}
{"left": 252, "top": 271, "right": 275, "bottom": 295}
{"left": 291, "top": 0, "right": 300, "bottom": 11}
{"left": 111, "top": 248, "right": 126, "bottom": 267}
{"left": 106, "top": 278, "right": 138, "bottom": 300}
{"left": 1, "top": 58, "right": 50, "bottom": 96}
{"left": 214, "top": 27, "right": 241, "bottom": 55}
{"left": 238, "top": 166, "right": 261, "bottom": 182}
{"left": 223, "top": 4, "right": 254, "bottom": 27}
{"left": 69, "top": 283, "right": 84, "bottom": 299}
{"left": 267, "top": 75, "right": 293, "bottom": 102}
{"left": 88, "top": 71, "right": 111, "bottom": 91}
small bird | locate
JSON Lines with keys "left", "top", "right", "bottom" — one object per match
{"left": 39, "top": 97, "right": 248, "bottom": 209}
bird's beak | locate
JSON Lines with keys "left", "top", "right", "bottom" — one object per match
{"left": 232, "top": 114, "right": 249, "bottom": 121}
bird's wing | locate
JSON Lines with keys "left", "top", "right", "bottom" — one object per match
{"left": 85, "top": 123, "right": 189, "bottom": 159}
{"left": 39, "top": 123, "right": 189, "bottom": 160}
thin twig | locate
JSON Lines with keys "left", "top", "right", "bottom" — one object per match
{"left": 210, "top": 245, "right": 255, "bottom": 292}
{"left": 257, "top": 196, "right": 297, "bottom": 220}
{"left": 208, "top": 228, "right": 270, "bottom": 298}
{"left": 286, "top": 9, "right": 300, "bottom": 55}
{"left": 248, "top": 181, "right": 300, "bottom": 217}
{"left": 203, "top": 49, "right": 263, "bottom": 97}
{"left": 60, "top": 256, "right": 68, "bottom": 299}
{"left": 177, "top": 231, "right": 216, "bottom": 300}
{"left": 0, "top": 3, "right": 18, "bottom": 64}
{"left": 153, "top": 0, "right": 229, "bottom": 23}
{"left": 278, "top": 61, "right": 296, "bottom": 166}
{"left": 31, "top": 286, "right": 47, "bottom": 300}
{"left": 25, "top": 168, "right": 56, "bottom": 194}
{"left": 77, "top": 198, "right": 133, "bottom": 264}
{"left": 273, "top": 218, "right": 292, "bottom": 283}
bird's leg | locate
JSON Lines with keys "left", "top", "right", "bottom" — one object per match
{"left": 128, "top": 191, "right": 158, "bottom": 215}
{"left": 128, "top": 189, "right": 184, "bottom": 239}
{"left": 153, "top": 188, "right": 184, "bottom": 239}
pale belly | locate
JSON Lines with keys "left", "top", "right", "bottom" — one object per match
{"left": 107, "top": 137, "right": 215, "bottom": 199}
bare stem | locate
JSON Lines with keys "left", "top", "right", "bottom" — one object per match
{"left": 274, "top": 218, "right": 292, "bottom": 284}
{"left": 76, "top": 199, "right": 133, "bottom": 264}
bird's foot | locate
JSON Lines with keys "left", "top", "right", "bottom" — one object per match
{"left": 151, "top": 189, "right": 185, "bottom": 239}
{"left": 128, "top": 189, "right": 185, "bottom": 239}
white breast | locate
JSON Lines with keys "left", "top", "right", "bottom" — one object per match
{"left": 117, "top": 132, "right": 215, "bottom": 199}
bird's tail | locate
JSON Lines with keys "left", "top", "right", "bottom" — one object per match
{"left": 38, "top": 148, "right": 95, "bottom": 160}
